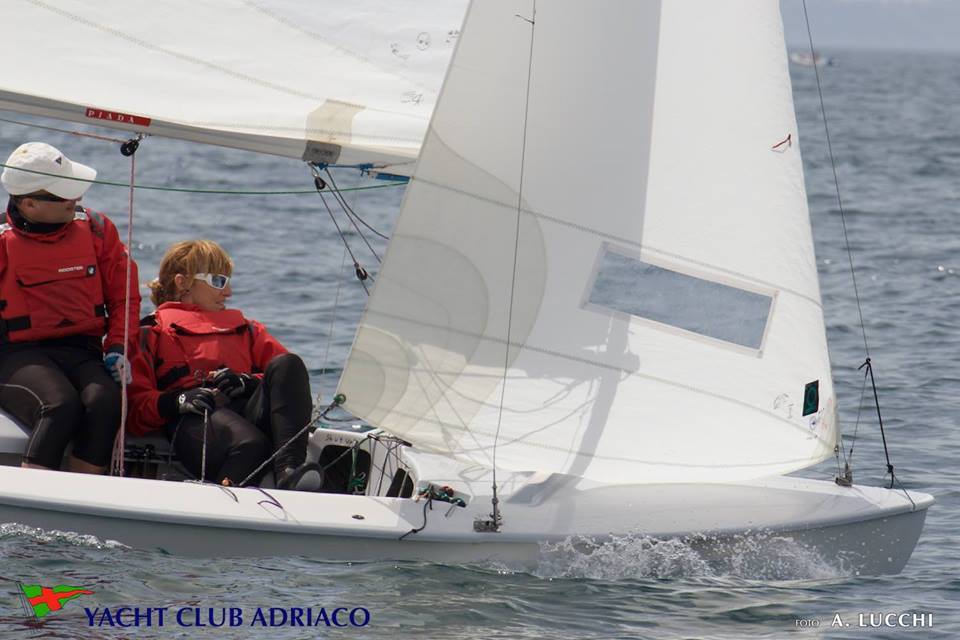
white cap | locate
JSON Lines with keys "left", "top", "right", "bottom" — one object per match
{"left": 1, "top": 142, "right": 97, "bottom": 199}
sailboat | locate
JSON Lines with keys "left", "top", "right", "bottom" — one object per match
{"left": 790, "top": 51, "right": 834, "bottom": 67}
{"left": 0, "top": 1, "right": 932, "bottom": 574}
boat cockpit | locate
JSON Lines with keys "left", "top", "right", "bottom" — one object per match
{"left": 0, "top": 408, "right": 417, "bottom": 499}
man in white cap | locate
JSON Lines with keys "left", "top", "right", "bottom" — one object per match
{"left": 0, "top": 142, "right": 140, "bottom": 474}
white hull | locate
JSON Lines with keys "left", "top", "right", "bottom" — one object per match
{"left": 0, "top": 463, "right": 931, "bottom": 575}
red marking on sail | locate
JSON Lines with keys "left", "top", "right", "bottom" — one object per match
{"left": 771, "top": 133, "right": 792, "bottom": 152}
{"left": 85, "top": 108, "right": 152, "bottom": 127}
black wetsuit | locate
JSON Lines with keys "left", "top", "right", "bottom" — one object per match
{"left": 163, "top": 353, "right": 312, "bottom": 485}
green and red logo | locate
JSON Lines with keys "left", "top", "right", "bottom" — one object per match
{"left": 18, "top": 583, "right": 94, "bottom": 619}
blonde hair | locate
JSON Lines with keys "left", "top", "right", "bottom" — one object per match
{"left": 148, "top": 240, "right": 233, "bottom": 306}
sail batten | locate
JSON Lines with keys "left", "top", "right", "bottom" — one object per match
{"left": 340, "top": 0, "right": 839, "bottom": 484}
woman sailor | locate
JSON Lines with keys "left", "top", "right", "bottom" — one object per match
{"left": 128, "top": 240, "right": 321, "bottom": 490}
{"left": 0, "top": 142, "right": 140, "bottom": 474}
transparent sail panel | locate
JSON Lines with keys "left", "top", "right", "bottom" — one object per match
{"left": 587, "top": 247, "right": 772, "bottom": 349}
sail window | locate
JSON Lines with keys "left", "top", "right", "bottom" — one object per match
{"left": 587, "top": 248, "right": 772, "bottom": 349}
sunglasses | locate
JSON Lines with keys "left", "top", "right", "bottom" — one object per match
{"left": 194, "top": 273, "right": 230, "bottom": 289}
{"left": 21, "top": 192, "right": 71, "bottom": 203}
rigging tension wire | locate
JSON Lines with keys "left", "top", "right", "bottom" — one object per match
{"left": 834, "top": 362, "right": 870, "bottom": 486}
{"left": 802, "top": 0, "right": 870, "bottom": 359}
{"left": 486, "top": 2, "right": 539, "bottom": 533}
{"left": 0, "top": 115, "right": 406, "bottom": 196}
{"left": 860, "top": 358, "right": 896, "bottom": 489}
{"left": 803, "top": 1, "right": 898, "bottom": 489}
{"left": 323, "top": 168, "right": 390, "bottom": 240}
{"left": 321, "top": 168, "right": 382, "bottom": 263}
{"left": 311, "top": 165, "right": 371, "bottom": 296}
{"left": 847, "top": 361, "right": 871, "bottom": 464}
{"left": 0, "top": 115, "right": 130, "bottom": 144}
{"left": 0, "top": 160, "right": 404, "bottom": 196}
{"left": 315, "top": 246, "right": 349, "bottom": 415}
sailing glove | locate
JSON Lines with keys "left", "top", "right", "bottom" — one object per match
{"left": 211, "top": 368, "right": 257, "bottom": 398}
{"left": 103, "top": 351, "right": 133, "bottom": 384}
{"left": 177, "top": 388, "right": 217, "bottom": 415}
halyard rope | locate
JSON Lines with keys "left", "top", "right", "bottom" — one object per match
{"left": 110, "top": 136, "right": 141, "bottom": 476}
{"left": 200, "top": 408, "right": 209, "bottom": 483}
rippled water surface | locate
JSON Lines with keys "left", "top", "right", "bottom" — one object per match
{"left": 1, "top": 49, "right": 958, "bottom": 638}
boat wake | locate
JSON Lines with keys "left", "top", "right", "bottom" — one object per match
{"left": 0, "top": 522, "right": 128, "bottom": 550}
{"left": 533, "top": 532, "right": 847, "bottom": 581}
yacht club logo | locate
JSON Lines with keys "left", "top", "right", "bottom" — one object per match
{"left": 4, "top": 577, "right": 372, "bottom": 629}
{"left": 17, "top": 582, "right": 94, "bottom": 619}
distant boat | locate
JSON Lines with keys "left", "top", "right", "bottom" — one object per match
{"left": 0, "top": 1, "right": 929, "bottom": 574}
{"left": 790, "top": 51, "right": 833, "bottom": 67}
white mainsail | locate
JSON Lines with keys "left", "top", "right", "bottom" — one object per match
{"left": 339, "top": 0, "right": 839, "bottom": 484}
{"left": 1, "top": 0, "right": 466, "bottom": 172}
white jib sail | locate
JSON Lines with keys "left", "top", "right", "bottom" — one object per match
{"left": 341, "top": 0, "right": 839, "bottom": 484}
{"left": 1, "top": 0, "right": 467, "bottom": 172}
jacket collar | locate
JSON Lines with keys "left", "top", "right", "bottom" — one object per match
{"left": 4, "top": 198, "right": 70, "bottom": 239}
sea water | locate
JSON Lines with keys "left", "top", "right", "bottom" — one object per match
{"left": 0, "top": 50, "right": 957, "bottom": 639}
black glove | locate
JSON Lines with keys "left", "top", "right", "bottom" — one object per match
{"left": 177, "top": 388, "right": 217, "bottom": 415}
{"left": 211, "top": 368, "right": 256, "bottom": 399}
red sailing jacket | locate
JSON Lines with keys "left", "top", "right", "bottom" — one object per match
{"left": 0, "top": 206, "right": 140, "bottom": 352}
{"left": 128, "top": 302, "right": 287, "bottom": 435}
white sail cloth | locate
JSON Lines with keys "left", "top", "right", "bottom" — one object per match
{"left": 340, "top": 0, "right": 839, "bottom": 484}
{"left": 1, "top": 0, "right": 466, "bottom": 172}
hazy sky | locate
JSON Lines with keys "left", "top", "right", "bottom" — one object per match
{"left": 780, "top": 0, "right": 960, "bottom": 52}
